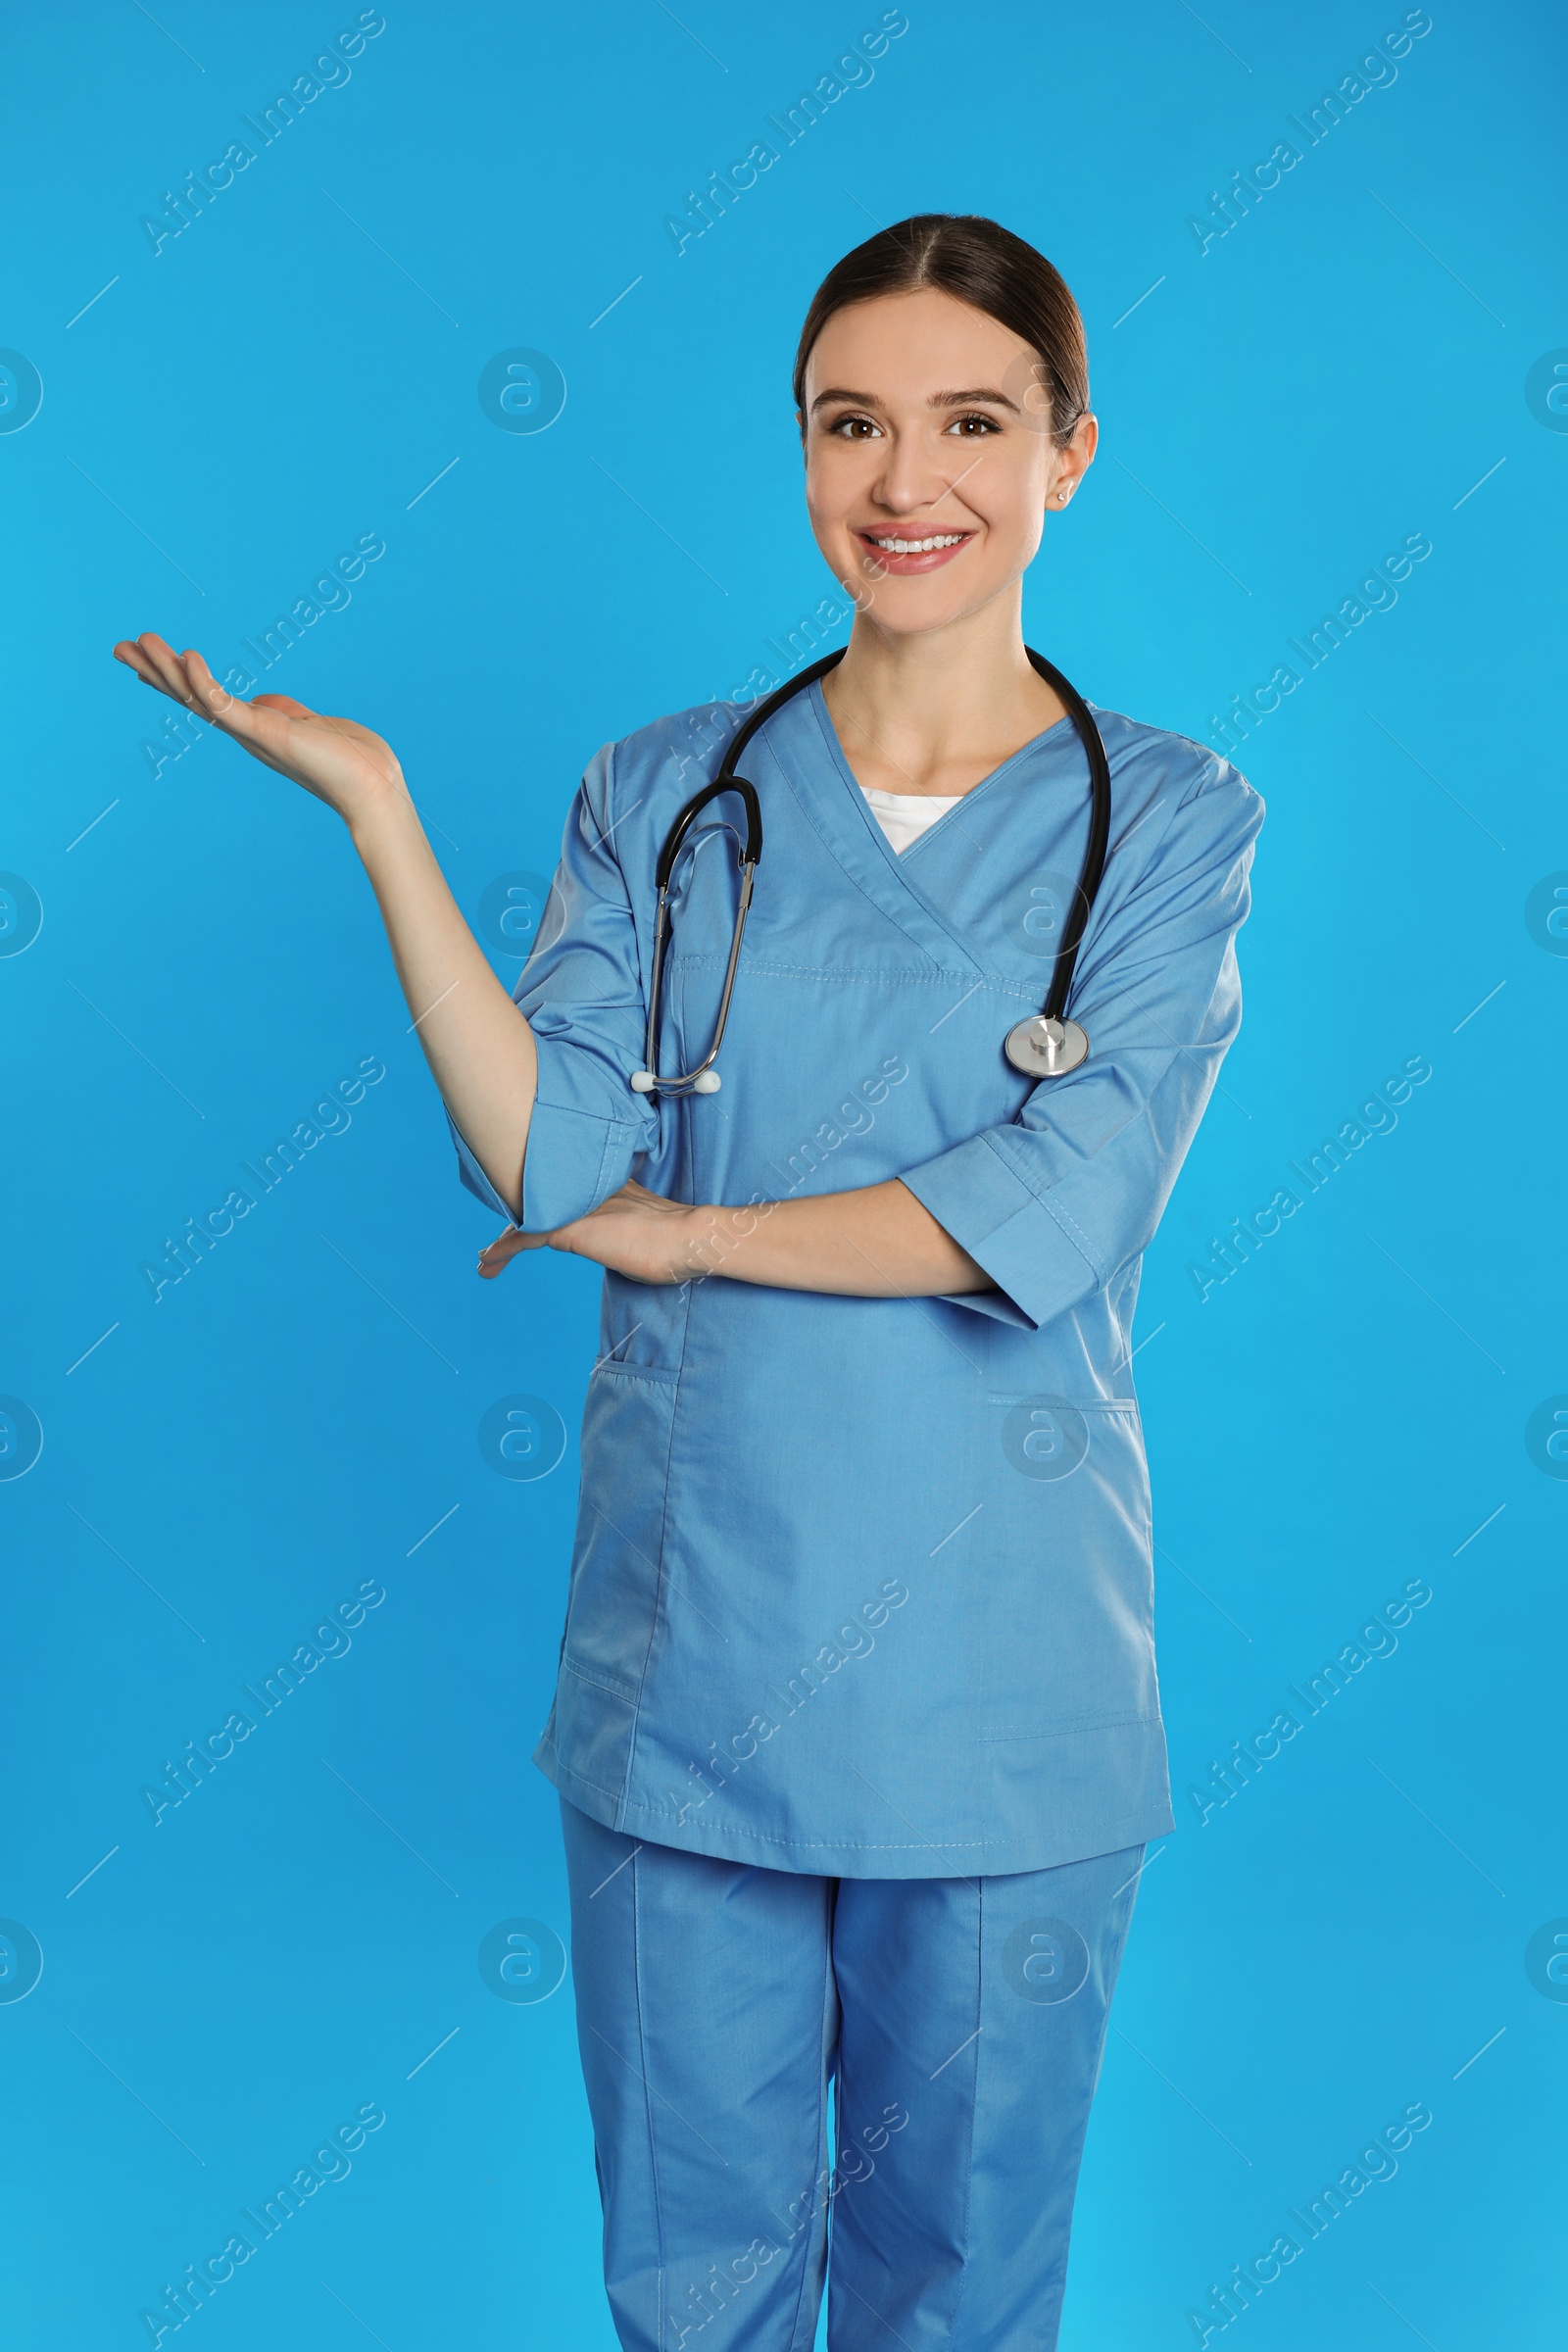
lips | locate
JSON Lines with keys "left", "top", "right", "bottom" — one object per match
{"left": 855, "top": 527, "right": 975, "bottom": 575}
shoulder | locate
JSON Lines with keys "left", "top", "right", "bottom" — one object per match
{"left": 1085, "top": 708, "right": 1265, "bottom": 910}
{"left": 1089, "top": 707, "right": 1265, "bottom": 878}
{"left": 606, "top": 694, "right": 758, "bottom": 783}
{"left": 566, "top": 695, "right": 759, "bottom": 842}
{"left": 1091, "top": 706, "right": 1262, "bottom": 814}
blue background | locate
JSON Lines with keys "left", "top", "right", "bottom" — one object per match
{"left": 2, "top": 1, "right": 1563, "bottom": 2344}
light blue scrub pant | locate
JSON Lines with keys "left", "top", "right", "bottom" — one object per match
{"left": 560, "top": 1798, "right": 1144, "bottom": 2350}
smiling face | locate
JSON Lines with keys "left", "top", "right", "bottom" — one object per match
{"left": 800, "top": 285, "right": 1096, "bottom": 638}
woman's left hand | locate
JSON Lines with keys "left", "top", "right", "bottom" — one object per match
{"left": 477, "top": 1180, "right": 712, "bottom": 1285}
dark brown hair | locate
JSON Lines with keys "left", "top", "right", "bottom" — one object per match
{"left": 792, "top": 214, "right": 1089, "bottom": 450}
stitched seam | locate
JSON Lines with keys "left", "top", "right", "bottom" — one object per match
{"left": 666, "top": 956, "right": 1042, "bottom": 997}
{"left": 1039, "top": 1191, "right": 1102, "bottom": 1275}
{"left": 608, "top": 1796, "right": 998, "bottom": 1848}
{"left": 559, "top": 1659, "right": 638, "bottom": 1703}
{"left": 785, "top": 1886, "right": 834, "bottom": 2352}
{"left": 974, "top": 1710, "right": 1159, "bottom": 1743}
{"left": 552, "top": 1790, "right": 1174, "bottom": 1864}
{"left": 888, "top": 705, "right": 1084, "bottom": 860}
{"left": 544, "top": 1751, "right": 626, "bottom": 1803}
{"left": 798, "top": 687, "right": 1086, "bottom": 975}
{"left": 532, "top": 1091, "right": 641, "bottom": 1129}
{"left": 621, "top": 1293, "right": 694, "bottom": 1791}
{"left": 602, "top": 1793, "right": 1166, "bottom": 1851}
{"left": 522, "top": 1096, "right": 640, "bottom": 1229}
{"left": 591, "top": 1119, "right": 627, "bottom": 1213}
{"left": 981, "top": 1396, "right": 1142, "bottom": 1414}
{"left": 767, "top": 719, "right": 975, "bottom": 969}
{"left": 970, "top": 1129, "right": 1104, "bottom": 1278}
{"left": 629, "top": 1842, "right": 669, "bottom": 2328}
{"left": 946, "top": 1878, "right": 984, "bottom": 2345}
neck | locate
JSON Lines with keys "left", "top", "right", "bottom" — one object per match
{"left": 820, "top": 586, "right": 1067, "bottom": 797}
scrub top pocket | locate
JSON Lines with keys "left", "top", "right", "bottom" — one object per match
{"left": 562, "top": 1361, "right": 680, "bottom": 1702}
{"left": 973, "top": 1396, "right": 1156, "bottom": 1745}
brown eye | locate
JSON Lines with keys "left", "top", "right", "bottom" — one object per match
{"left": 829, "top": 414, "right": 880, "bottom": 440}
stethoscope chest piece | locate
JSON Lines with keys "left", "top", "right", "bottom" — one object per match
{"left": 1004, "top": 1014, "right": 1090, "bottom": 1078}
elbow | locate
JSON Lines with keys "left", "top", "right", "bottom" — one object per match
{"left": 517, "top": 1146, "right": 629, "bottom": 1235}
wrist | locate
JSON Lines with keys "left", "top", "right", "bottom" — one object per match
{"left": 347, "top": 775, "right": 424, "bottom": 859}
{"left": 687, "top": 1199, "right": 764, "bottom": 1282}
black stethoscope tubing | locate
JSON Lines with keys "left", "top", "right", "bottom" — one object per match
{"left": 631, "top": 645, "right": 1111, "bottom": 1097}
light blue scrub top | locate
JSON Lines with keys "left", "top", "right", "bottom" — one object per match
{"left": 451, "top": 681, "right": 1263, "bottom": 1880}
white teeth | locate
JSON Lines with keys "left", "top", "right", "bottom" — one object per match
{"left": 867, "top": 532, "right": 965, "bottom": 554}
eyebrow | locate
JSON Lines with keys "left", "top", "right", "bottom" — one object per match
{"left": 809, "top": 384, "right": 1022, "bottom": 416}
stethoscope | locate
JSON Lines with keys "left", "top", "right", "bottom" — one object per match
{"left": 629, "top": 645, "right": 1111, "bottom": 1098}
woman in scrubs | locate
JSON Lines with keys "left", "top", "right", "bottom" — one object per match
{"left": 116, "top": 215, "right": 1262, "bottom": 2350}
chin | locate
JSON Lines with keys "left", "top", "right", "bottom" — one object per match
{"left": 857, "top": 577, "right": 1017, "bottom": 637}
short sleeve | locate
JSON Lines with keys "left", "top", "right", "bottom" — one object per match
{"left": 901, "top": 756, "right": 1264, "bottom": 1331}
{"left": 448, "top": 740, "right": 661, "bottom": 1231}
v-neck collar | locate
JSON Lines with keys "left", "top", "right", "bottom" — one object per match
{"left": 744, "top": 677, "right": 1092, "bottom": 978}
{"left": 808, "top": 673, "right": 1080, "bottom": 864}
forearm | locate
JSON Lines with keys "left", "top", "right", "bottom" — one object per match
{"left": 350, "top": 791, "right": 537, "bottom": 1219}
{"left": 693, "top": 1178, "right": 994, "bottom": 1298}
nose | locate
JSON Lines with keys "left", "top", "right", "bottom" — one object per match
{"left": 869, "top": 426, "right": 976, "bottom": 519}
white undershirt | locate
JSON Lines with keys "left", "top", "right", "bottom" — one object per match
{"left": 858, "top": 784, "right": 962, "bottom": 856}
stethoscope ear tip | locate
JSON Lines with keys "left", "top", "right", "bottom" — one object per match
{"left": 629, "top": 1070, "right": 657, "bottom": 1093}
{"left": 692, "top": 1070, "right": 721, "bottom": 1094}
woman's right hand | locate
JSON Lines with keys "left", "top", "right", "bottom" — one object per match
{"left": 112, "top": 632, "right": 405, "bottom": 830}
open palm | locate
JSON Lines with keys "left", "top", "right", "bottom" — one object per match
{"left": 112, "top": 632, "right": 403, "bottom": 825}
